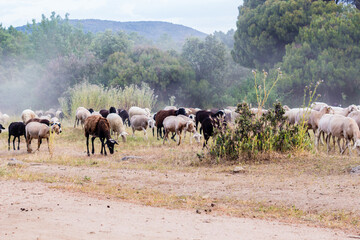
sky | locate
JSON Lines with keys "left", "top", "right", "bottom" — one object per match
{"left": 0, "top": 0, "right": 243, "bottom": 34}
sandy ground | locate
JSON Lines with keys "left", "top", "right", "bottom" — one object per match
{"left": 0, "top": 180, "right": 351, "bottom": 240}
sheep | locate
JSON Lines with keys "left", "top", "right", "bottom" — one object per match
{"left": 8, "top": 122, "right": 26, "bottom": 151}
{"left": 84, "top": 115, "right": 118, "bottom": 156}
{"left": 311, "top": 102, "right": 328, "bottom": 111}
{"left": 176, "top": 115, "right": 202, "bottom": 143}
{"left": 347, "top": 111, "right": 360, "bottom": 129}
{"left": 0, "top": 113, "right": 10, "bottom": 125}
{"left": 55, "top": 110, "right": 64, "bottom": 121}
{"left": 155, "top": 109, "right": 187, "bottom": 139}
{"left": 106, "top": 113, "right": 128, "bottom": 142}
{"left": 74, "top": 107, "right": 91, "bottom": 128}
{"left": 99, "top": 109, "right": 109, "bottom": 118}
{"left": 130, "top": 115, "right": 155, "bottom": 140}
{"left": 325, "top": 115, "right": 360, "bottom": 155}
{"left": 21, "top": 109, "right": 37, "bottom": 123}
{"left": 129, "top": 106, "right": 151, "bottom": 120}
{"left": 0, "top": 124, "right": 4, "bottom": 133}
{"left": 26, "top": 118, "right": 50, "bottom": 126}
{"left": 91, "top": 111, "right": 101, "bottom": 116}
{"left": 195, "top": 110, "right": 224, "bottom": 133}
{"left": 330, "top": 105, "right": 357, "bottom": 116}
{"left": 162, "top": 115, "right": 197, "bottom": 145}
{"left": 295, "top": 106, "right": 333, "bottom": 132}
{"left": 25, "top": 122, "right": 61, "bottom": 153}
{"left": 117, "top": 109, "right": 130, "bottom": 127}
{"left": 201, "top": 117, "right": 214, "bottom": 148}
{"left": 316, "top": 114, "right": 337, "bottom": 152}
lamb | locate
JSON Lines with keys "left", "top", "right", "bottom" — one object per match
{"left": 130, "top": 115, "right": 155, "bottom": 140}
{"left": 25, "top": 122, "right": 61, "bottom": 153}
{"left": 162, "top": 115, "right": 197, "bottom": 145}
{"left": 0, "top": 124, "right": 4, "bottom": 133}
{"left": 129, "top": 106, "right": 151, "bottom": 119}
{"left": 8, "top": 122, "right": 26, "bottom": 151}
{"left": 84, "top": 115, "right": 118, "bottom": 156}
{"left": 74, "top": 107, "right": 91, "bottom": 128}
{"left": 106, "top": 113, "right": 128, "bottom": 142}
{"left": 325, "top": 115, "right": 360, "bottom": 155}
{"left": 117, "top": 109, "right": 130, "bottom": 127}
{"left": 21, "top": 109, "right": 37, "bottom": 123}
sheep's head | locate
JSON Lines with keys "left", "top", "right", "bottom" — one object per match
{"left": 106, "top": 139, "right": 118, "bottom": 154}
{"left": 120, "top": 132, "right": 128, "bottom": 143}
{"left": 0, "top": 124, "right": 4, "bottom": 133}
{"left": 348, "top": 105, "right": 358, "bottom": 114}
{"left": 193, "top": 132, "right": 202, "bottom": 143}
{"left": 51, "top": 123, "right": 62, "bottom": 134}
{"left": 185, "top": 121, "right": 195, "bottom": 132}
{"left": 148, "top": 119, "right": 155, "bottom": 128}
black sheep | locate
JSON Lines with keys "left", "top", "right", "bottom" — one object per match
{"left": 196, "top": 110, "right": 224, "bottom": 133}
{"left": 201, "top": 118, "right": 213, "bottom": 148}
{"left": 117, "top": 109, "right": 130, "bottom": 127}
{"left": 0, "top": 124, "right": 5, "bottom": 133}
{"left": 99, "top": 109, "right": 109, "bottom": 118}
{"left": 8, "top": 122, "right": 26, "bottom": 151}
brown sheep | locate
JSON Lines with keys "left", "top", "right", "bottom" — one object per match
{"left": 84, "top": 115, "right": 118, "bottom": 156}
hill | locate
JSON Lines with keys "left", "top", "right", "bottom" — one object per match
{"left": 16, "top": 19, "right": 207, "bottom": 43}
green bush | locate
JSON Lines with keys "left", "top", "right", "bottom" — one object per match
{"left": 209, "top": 102, "right": 311, "bottom": 162}
{"left": 59, "top": 82, "right": 157, "bottom": 118}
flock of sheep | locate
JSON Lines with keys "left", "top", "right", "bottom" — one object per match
{"left": 2, "top": 101, "right": 360, "bottom": 156}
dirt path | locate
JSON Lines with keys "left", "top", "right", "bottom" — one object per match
{"left": 0, "top": 180, "right": 351, "bottom": 240}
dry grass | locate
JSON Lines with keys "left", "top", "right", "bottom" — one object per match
{"left": 1, "top": 123, "right": 360, "bottom": 234}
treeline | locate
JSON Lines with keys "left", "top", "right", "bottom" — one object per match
{"left": 0, "top": 12, "right": 249, "bottom": 113}
{"left": 232, "top": 0, "right": 360, "bottom": 107}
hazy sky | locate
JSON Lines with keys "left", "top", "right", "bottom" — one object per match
{"left": 0, "top": 0, "right": 242, "bottom": 34}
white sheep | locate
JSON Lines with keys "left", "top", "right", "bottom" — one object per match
{"left": 130, "top": 115, "right": 154, "bottom": 140}
{"left": 0, "top": 112, "right": 10, "bottom": 125}
{"left": 129, "top": 106, "right": 151, "bottom": 120}
{"left": 107, "top": 113, "right": 128, "bottom": 142}
{"left": 325, "top": 115, "right": 360, "bottom": 155}
{"left": 21, "top": 109, "right": 37, "bottom": 124}
{"left": 311, "top": 102, "right": 328, "bottom": 111}
{"left": 176, "top": 115, "right": 202, "bottom": 143}
{"left": 330, "top": 105, "right": 357, "bottom": 116}
{"left": 347, "top": 111, "right": 360, "bottom": 128}
{"left": 163, "top": 115, "right": 198, "bottom": 145}
{"left": 25, "top": 122, "right": 61, "bottom": 153}
{"left": 316, "top": 114, "right": 336, "bottom": 151}
{"left": 74, "top": 107, "right": 91, "bottom": 128}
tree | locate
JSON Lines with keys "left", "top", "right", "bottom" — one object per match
{"left": 232, "top": 0, "right": 341, "bottom": 69}
{"left": 278, "top": 7, "right": 360, "bottom": 106}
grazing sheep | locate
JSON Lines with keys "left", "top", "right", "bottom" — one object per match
{"left": 106, "top": 113, "right": 128, "bottom": 142}
{"left": 325, "top": 115, "right": 360, "bottom": 155}
{"left": 25, "top": 122, "right": 61, "bottom": 153}
{"left": 176, "top": 115, "right": 202, "bottom": 143}
{"left": 0, "top": 113, "right": 10, "bottom": 125}
{"left": 8, "top": 122, "right": 26, "bottom": 151}
{"left": 317, "top": 114, "right": 336, "bottom": 151}
{"left": 117, "top": 109, "right": 130, "bottom": 127}
{"left": 162, "top": 115, "right": 197, "bottom": 145}
{"left": 74, "top": 107, "right": 91, "bottom": 128}
{"left": 0, "top": 124, "right": 5, "bottom": 133}
{"left": 21, "top": 109, "right": 37, "bottom": 123}
{"left": 195, "top": 110, "right": 224, "bottom": 133}
{"left": 129, "top": 106, "right": 151, "bottom": 120}
{"left": 26, "top": 118, "right": 50, "bottom": 126}
{"left": 84, "top": 115, "right": 118, "bottom": 156}
{"left": 130, "top": 115, "right": 155, "bottom": 140}
{"left": 155, "top": 109, "right": 187, "bottom": 139}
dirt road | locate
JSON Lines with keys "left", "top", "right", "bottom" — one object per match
{"left": 0, "top": 180, "right": 350, "bottom": 240}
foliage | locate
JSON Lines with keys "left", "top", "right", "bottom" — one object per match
{"left": 209, "top": 102, "right": 309, "bottom": 162}
{"left": 279, "top": 7, "right": 360, "bottom": 106}
{"left": 59, "top": 82, "right": 157, "bottom": 118}
{"left": 232, "top": 0, "right": 341, "bottom": 69}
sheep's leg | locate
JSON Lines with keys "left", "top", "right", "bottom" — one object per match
{"left": 326, "top": 134, "right": 331, "bottom": 153}
{"left": 171, "top": 132, "right": 176, "bottom": 141}
{"left": 91, "top": 137, "right": 96, "bottom": 155}
{"left": 101, "top": 138, "right": 107, "bottom": 156}
{"left": 13, "top": 136, "right": 17, "bottom": 151}
{"left": 163, "top": 130, "right": 169, "bottom": 144}
{"left": 315, "top": 129, "right": 320, "bottom": 149}
{"left": 337, "top": 138, "right": 343, "bottom": 154}
{"left": 8, "top": 135, "right": 11, "bottom": 151}
{"left": 152, "top": 127, "right": 155, "bottom": 137}
{"left": 132, "top": 127, "right": 135, "bottom": 137}
{"left": 46, "top": 137, "right": 50, "bottom": 152}
{"left": 142, "top": 127, "right": 148, "bottom": 140}
{"left": 74, "top": 116, "right": 77, "bottom": 128}
{"left": 36, "top": 138, "right": 41, "bottom": 151}
{"left": 177, "top": 130, "right": 182, "bottom": 145}
{"left": 86, "top": 135, "right": 90, "bottom": 156}
{"left": 26, "top": 137, "right": 32, "bottom": 153}
{"left": 17, "top": 136, "right": 21, "bottom": 150}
